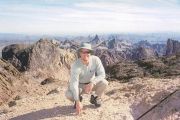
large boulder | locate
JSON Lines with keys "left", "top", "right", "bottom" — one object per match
{"left": 2, "top": 39, "right": 76, "bottom": 80}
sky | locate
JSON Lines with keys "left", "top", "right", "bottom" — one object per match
{"left": 0, "top": 0, "right": 180, "bottom": 35}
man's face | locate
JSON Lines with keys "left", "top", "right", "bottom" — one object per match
{"left": 80, "top": 48, "right": 90, "bottom": 62}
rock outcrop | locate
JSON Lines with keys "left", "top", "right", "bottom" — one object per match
{"left": 89, "top": 34, "right": 101, "bottom": 45}
{"left": 134, "top": 40, "right": 166, "bottom": 56}
{"left": 2, "top": 44, "right": 30, "bottom": 71}
{"left": 107, "top": 39, "right": 132, "bottom": 51}
{"left": 2, "top": 39, "right": 76, "bottom": 80}
{"left": 0, "top": 59, "right": 27, "bottom": 105}
{"left": 94, "top": 45, "right": 158, "bottom": 67}
{"left": 132, "top": 47, "right": 158, "bottom": 60}
{"left": 59, "top": 40, "right": 79, "bottom": 52}
{"left": 94, "top": 49, "right": 126, "bottom": 67}
{"left": 166, "top": 39, "right": 180, "bottom": 56}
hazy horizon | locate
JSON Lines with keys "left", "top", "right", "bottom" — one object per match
{"left": 1, "top": 0, "right": 180, "bottom": 35}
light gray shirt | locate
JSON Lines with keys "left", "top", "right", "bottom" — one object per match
{"left": 69, "top": 55, "right": 105, "bottom": 101}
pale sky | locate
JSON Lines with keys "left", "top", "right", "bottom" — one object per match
{"left": 0, "top": 0, "right": 180, "bottom": 35}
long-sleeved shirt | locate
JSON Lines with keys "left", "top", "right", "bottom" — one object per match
{"left": 69, "top": 55, "right": 105, "bottom": 101}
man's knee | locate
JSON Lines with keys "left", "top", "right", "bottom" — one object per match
{"left": 94, "top": 79, "right": 108, "bottom": 97}
{"left": 97, "top": 79, "right": 109, "bottom": 88}
{"left": 102, "top": 79, "right": 109, "bottom": 85}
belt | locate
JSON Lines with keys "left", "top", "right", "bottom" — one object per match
{"left": 79, "top": 82, "right": 90, "bottom": 84}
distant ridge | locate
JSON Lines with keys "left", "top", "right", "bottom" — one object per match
{"left": 0, "top": 32, "right": 180, "bottom": 43}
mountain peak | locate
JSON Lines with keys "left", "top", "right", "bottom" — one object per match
{"left": 90, "top": 34, "right": 101, "bottom": 44}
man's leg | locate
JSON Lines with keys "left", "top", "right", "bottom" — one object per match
{"left": 90, "top": 79, "right": 108, "bottom": 107}
{"left": 93, "top": 79, "right": 108, "bottom": 98}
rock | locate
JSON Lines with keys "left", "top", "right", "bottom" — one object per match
{"left": 8, "top": 101, "right": 16, "bottom": 107}
{"left": 0, "top": 109, "right": 8, "bottom": 115}
{"left": 132, "top": 47, "right": 158, "bottom": 60}
{"left": 2, "top": 38, "right": 76, "bottom": 80}
{"left": 59, "top": 40, "right": 79, "bottom": 52}
{"left": 41, "top": 77, "right": 55, "bottom": 85}
{"left": 133, "top": 40, "right": 166, "bottom": 56}
{"left": 124, "top": 93, "right": 131, "bottom": 98}
{"left": 94, "top": 49, "right": 123, "bottom": 67}
{"left": 2, "top": 44, "right": 29, "bottom": 60}
{"left": 2, "top": 44, "right": 30, "bottom": 71}
{"left": 89, "top": 34, "right": 101, "bottom": 45}
{"left": 166, "top": 39, "right": 180, "bottom": 56}
{"left": 46, "top": 89, "right": 59, "bottom": 95}
{"left": 14, "top": 95, "right": 21, "bottom": 100}
{"left": 0, "top": 59, "right": 26, "bottom": 104}
{"left": 91, "top": 37, "right": 133, "bottom": 66}
{"left": 106, "top": 38, "right": 132, "bottom": 51}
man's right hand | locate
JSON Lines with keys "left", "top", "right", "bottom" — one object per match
{"left": 76, "top": 101, "right": 83, "bottom": 115}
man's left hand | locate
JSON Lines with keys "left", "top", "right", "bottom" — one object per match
{"left": 84, "top": 83, "right": 94, "bottom": 94}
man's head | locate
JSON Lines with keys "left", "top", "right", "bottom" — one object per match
{"left": 78, "top": 43, "right": 93, "bottom": 63}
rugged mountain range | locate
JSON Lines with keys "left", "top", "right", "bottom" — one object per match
{"left": 57, "top": 35, "right": 179, "bottom": 67}
{"left": 91, "top": 35, "right": 167, "bottom": 66}
{"left": 2, "top": 35, "right": 179, "bottom": 82}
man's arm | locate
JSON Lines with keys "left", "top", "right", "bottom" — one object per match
{"left": 69, "top": 63, "right": 80, "bottom": 101}
{"left": 90, "top": 57, "right": 105, "bottom": 85}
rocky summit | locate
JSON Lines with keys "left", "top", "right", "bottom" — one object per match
{"left": 2, "top": 39, "right": 76, "bottom": 80}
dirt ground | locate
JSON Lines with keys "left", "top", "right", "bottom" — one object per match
{"left": 0, "top": 77, "right": 180, "bottom": 120}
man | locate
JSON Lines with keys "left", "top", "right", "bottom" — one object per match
{"left": 65, "top": 42, "right": 108, "bottom": 115}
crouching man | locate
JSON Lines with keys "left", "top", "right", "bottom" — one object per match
{"left": 65, "top": 42, "right": 108, "bottom": 115}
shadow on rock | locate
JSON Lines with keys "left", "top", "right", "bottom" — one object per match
{"left": 83, "top": 104, "right": 97, "bottom": 110}
{"left": 130, "top": 90, "right": 180, "bottom": 120}
{"left": 10, "top": 105, "right": 75, "bottom": 120}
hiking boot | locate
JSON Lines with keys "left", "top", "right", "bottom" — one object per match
{"left": 74, "top": 95, "right": 83, "bottom": 109}
{"left": 90, "top": 95, "right": 101, "bottom": 107}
